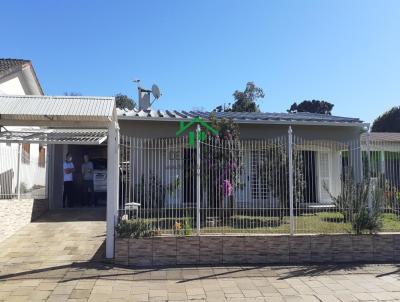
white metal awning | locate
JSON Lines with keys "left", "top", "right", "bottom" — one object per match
{"left": 0, "top": 95, "right": 117, "bottom": 127}
{"left": 0, "top": 128, "right": 108, "bottom": 145}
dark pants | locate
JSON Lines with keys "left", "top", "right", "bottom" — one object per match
{"left": 83, "top": 180, "right": 95, "bottom": 206}
{"left": 63, "top": 181, "right": 74, "bottom": 208}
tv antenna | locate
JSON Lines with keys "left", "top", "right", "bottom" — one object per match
{"left": 135, "top": 81, "right": 162, "bottom": 109}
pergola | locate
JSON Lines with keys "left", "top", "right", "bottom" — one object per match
{"left": 0, "top": 95, "right": 119, "bottom": 259}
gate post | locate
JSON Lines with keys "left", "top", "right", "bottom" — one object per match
{"left": 106, "top": 120, "right": 120, "bottom": 259}
{"left": 366, "top": 129, "right": 372, "bottom": 214}
{"left": 288, "top": 126, "right": 294, "bottom": 235}
{"left": 196, "top": 124, "right": 201, "bottom": 235}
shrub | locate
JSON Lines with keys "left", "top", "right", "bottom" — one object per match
{"left": 327, "top": 177, "right": 383, "bottom": 234}
{"left": 229, "top": 215, "right": 282, "bottom": 229}
{"left": 115, "top": 219, "right": 155, "bottom": 238}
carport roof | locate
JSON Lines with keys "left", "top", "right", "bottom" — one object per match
{"left": 0, "top": 128, "right": 108, "bottom": 145}
{"left": 0, "top": 95, "right": 116, "bottom": 126}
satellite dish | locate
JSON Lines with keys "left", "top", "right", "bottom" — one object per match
{"left": 151, "top": 84, "right": 161, "bottom": 99}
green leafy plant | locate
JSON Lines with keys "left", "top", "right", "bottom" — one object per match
{"left": 184, "top": 215, "right": 192, "bottom": 236}
{"left": 115, "top": 219, "right": 155, "bottom": 238}
{"left": 201, "top": 116, "right": 242, "bottom": 220}
{"left": 326, "top": 175, "right": 384, "bottom": 234}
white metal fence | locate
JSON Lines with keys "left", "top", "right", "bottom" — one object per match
{"left": 0, "top": 143, "right": 47, "bottom": 200}
{"left": 118, "top": 130, "right": 400, "bottom": 235}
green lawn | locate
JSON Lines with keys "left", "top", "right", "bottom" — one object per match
{"left": 162, "top": 212, "right": 400, "bottom": 235}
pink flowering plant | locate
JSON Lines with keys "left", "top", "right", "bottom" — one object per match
{"left": 201, "top": 115, "right": 242, "bottom": 219}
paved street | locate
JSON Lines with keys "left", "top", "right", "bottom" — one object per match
{"left": 1, "top": 209, "right": 400, "bottom": 301}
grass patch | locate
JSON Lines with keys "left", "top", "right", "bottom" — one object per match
{"left": 132, "top": 211, "right": 400, "bottom": 234}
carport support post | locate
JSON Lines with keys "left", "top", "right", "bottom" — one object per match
{"left": 106, "top": 121, "right": 119, "bottom": 259}
{"left": 288, "top": 126, "right": 294, "bottom": 235}
{"left": 16, "top": 143, "right": 22, "bottom": 200}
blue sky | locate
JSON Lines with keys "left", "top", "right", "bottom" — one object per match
{"left": 1, "top": 1, "right": 399, "bottom": 123}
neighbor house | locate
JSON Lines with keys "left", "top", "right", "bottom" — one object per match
{"left": 0, "top": 58, "right": 46, "bottom": 242}
{"left": 0, "top": 59, "right": 46, "bottom": 198}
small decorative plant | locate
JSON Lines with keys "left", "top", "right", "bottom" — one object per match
{"left": 184, "top": 215, "right": 192, "bottom": 236}
{"left": 115, "top": 219, "right": 155, "bottom": 238}
{"left": 172, "top": 218, "right": 192, "bottom": 236}
{"left": 173, "top": 221, "right": 182, "bottom": 235}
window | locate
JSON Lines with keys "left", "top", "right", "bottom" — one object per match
{"left": 251, "top": 150, "right": 269, "bottom": 200}
{"left": 22, "top": 144, "right": 30, "bottom": 164}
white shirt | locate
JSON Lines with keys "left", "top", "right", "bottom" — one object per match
{"left": 63, "top": 162, "right": 74, "bottom": 182}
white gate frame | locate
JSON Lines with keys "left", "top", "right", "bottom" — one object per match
{"left": 106, "top": 119, "right": 120, "bottom": 259}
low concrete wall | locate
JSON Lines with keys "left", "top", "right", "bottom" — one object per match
{"left": 0, "top": 198, "right": 49, "bottom": 242}
{"left": 115, "top": 234, "right": 400, "bottom": 266}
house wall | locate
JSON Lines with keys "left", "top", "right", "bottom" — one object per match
{"left": 0, "top": 77, "right": 25, "bottom": 95}
{"left": 0, "top": 66, "right": 46, "bottom": 196}
{"left": 48, "top": 145, "right": 66, "bottom": 209}
{"left": 118, "top": 119, "right": 363, "bottom": 141}
{"left": 0, "top": 65, "right": 43, "bottom": 95}
{"left": 0, "top": 65, "right": 48, "bottom": 242}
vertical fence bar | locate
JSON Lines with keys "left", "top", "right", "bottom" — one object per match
{"left": 196, "top": 124, "right": 201, "bottom": 235}
{"left": 288, "top": 127, "right": 294, "bottom": 235}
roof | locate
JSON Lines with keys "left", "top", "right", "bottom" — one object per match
{"left": 117, "top": 108, "right": 364, "bottom": 127}
{"left": 0, "top": 58, "right": 44, "bottom": 95}
{"left": 362, "top": 132, "right": 400, "bottom": 142}
{"left": 0, "top": 128, "right": 108, "bottom": 145}
{"left": 0, "top": 95, "right": 116, "bottom": 126}
{"left": 0, "top": 59, "right": 31, "bottom": 78}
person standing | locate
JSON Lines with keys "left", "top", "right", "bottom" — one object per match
{"left": 63, "top": 152, "right": 75, "bottom": 208}
{"left": 82, "top": 154, "right": 95, "bottom": 207}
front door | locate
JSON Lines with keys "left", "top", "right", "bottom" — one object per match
{"left": 317, "top": 151, "right": 332, "bottom": 204}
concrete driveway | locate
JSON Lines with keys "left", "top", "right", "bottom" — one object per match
{"left": 1, "top": 210, "right": 400, "bottom": 301}
{"left": 0, "top": 208, "right": 106, "bottom": 267}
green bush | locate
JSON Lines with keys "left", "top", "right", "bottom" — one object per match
{"left": 326, "top": 177, "right": 383, "bottom": 234}
{"left": 229, "top": 215, "right": 282, "bottom": 229}
{"left": 115, "top": 219, "right": 155, "bottom": 238}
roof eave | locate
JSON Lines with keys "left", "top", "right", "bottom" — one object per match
{"left": 117, "top": 115, "right": 367, "bottom": 128}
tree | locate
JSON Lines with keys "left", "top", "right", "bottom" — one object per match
{"left": 214, "top": 82, "right": 265, "bottom": 112}
{"left": 371, "top": 106, "right": 400, "bottom": 132}
{"left": 288, "top": 100, "right": 334, "bottom": 115}
{"left": 115, "top": 94, "right": 136, "bottom": 110}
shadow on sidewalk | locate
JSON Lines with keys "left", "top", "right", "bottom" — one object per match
{"left": 35, "top": 208, "right": 106, "bottom": 223}
{"left": 1, "top": 256, "right": 399, "bottom": 283}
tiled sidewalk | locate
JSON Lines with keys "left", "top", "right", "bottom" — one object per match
{"left": 1, "top": 263, "right": 400, "bottom": 301}
{"left": 1, "top": 209, "right": 400, "bottom": 301}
